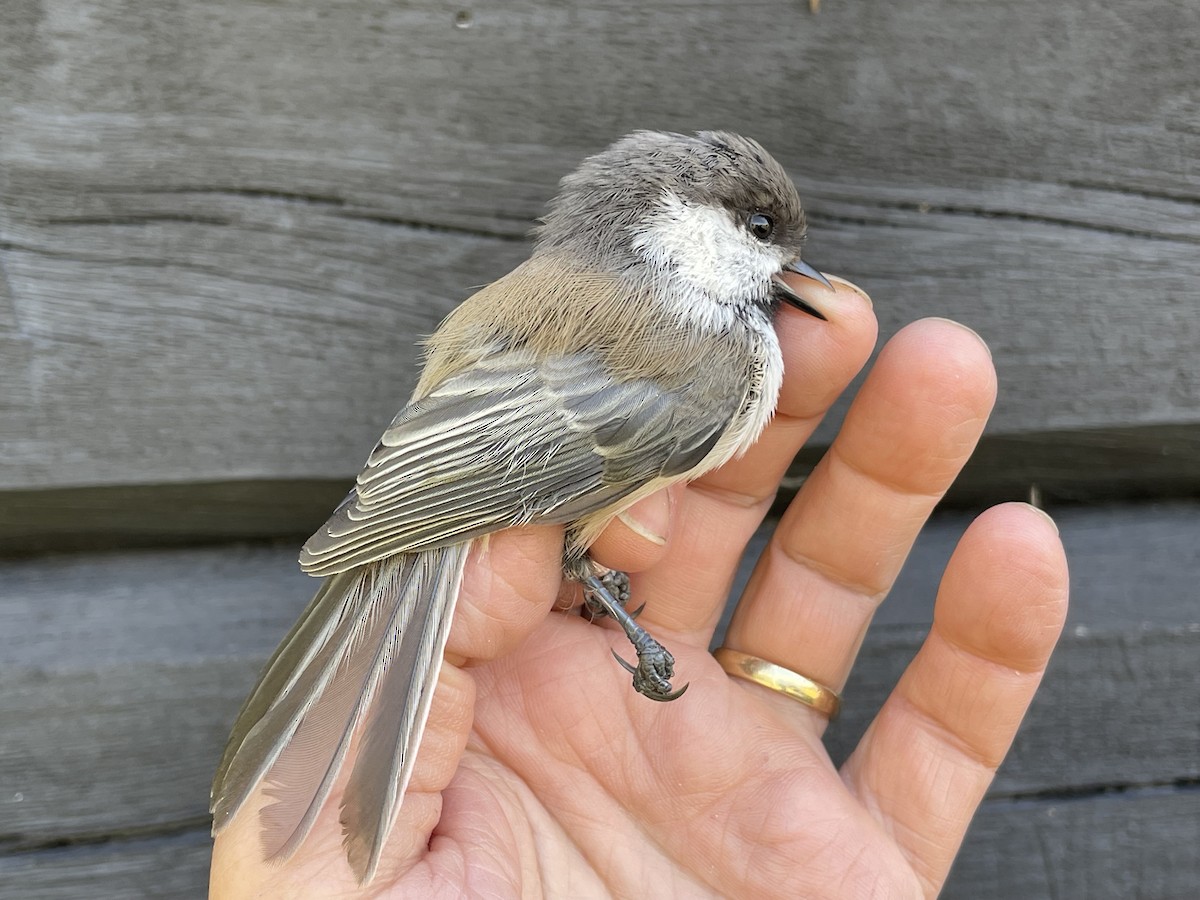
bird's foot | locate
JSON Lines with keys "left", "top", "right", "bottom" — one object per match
{"left": 582, "top": 568, "right": 644, "bottom": 620}
{"left": 580, "top": 572, "right": 688, "bottom": 702}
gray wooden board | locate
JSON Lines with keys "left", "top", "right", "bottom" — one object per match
{"left": 3, "top": 790, "right": 1195, "bottom": 900}
{"left": 2, "top": 791, "right": 1195, "bottom": 900}
{"left": 3, "top": 422, "right": 1200, "bottom": 554}
{"left": 2, "top": 504, "right": 1195, "bottom": 850}
{"left": 0, "top": 480, "right": 351, "bottom": 556}
{"left": 0, "top": 828, "right": 211, "bottom": 900}
{"left": 945, "top": 788, "right": 1200, "bottom": 900}
{"left": 2, "top": 0, "right": 1198, "bottom": 493}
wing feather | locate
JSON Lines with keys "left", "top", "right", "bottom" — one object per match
{"left": 299, "top": 348, "right": 745, "bottom": 576}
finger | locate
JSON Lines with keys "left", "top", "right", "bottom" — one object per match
{"left": 841, "top": 503, "right": 1069, "bottom": 896}
{"left": 725, "top": 318, "right": 996, "bottom": 695}
{"left": 634, "top": 277, "right": 877, "bottom": 636}
{"left": 444, "top": 524, "right": 566, "bottom": 666}
{"left": 697, "top": 274, "right": 878, "bottom": 505}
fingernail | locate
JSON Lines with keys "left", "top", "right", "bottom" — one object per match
{"left": 825, "top": 274, "right": 872, "bottom": 307}
{"left": 1021, "top": 503, "right": 1059, "bottom": 534}
{"left": 925, "top": 317, "right": 992, "bottom": 359}
{"left": 617, "top": 509, "right": 667, "bottom": 546}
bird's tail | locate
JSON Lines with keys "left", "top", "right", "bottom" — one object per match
{"left": 210, "top": 543, "right": 469, "bottom": 883}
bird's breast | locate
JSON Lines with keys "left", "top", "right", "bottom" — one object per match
{"left": 702, "top": 316, "right": 785, "bottom": 471}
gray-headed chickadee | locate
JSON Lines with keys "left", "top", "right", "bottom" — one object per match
{"left": 211, "top": 130, "right": 833, "bottom": 883}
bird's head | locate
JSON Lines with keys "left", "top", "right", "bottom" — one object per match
{"left": 536, "top": 130, "right": 830, "bottom": 321}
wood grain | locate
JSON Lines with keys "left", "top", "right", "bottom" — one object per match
{"left": 3, "top": 3, "right": 1196, "bottom": 896}
{"left": 0, "top": 480, "right": 350, "bottom": 555}
{"left": 2, "top": 423, "right": 1197, "bottom": 554}
{"left": 0, "top": 829, "right": 211, "bottom": 900}
{"left": 946, "top": 789, "right": 1200, "bottom": 900}
{"left": 3, "top": 505, "right": 1195, "bottom": 840}
{"left": 2, "top": 0, "right": 1197, "bottom": 496}
{"left": 4, "top": 791, "right": 1194, "bottom": 900}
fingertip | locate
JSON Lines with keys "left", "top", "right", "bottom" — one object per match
{"left": 774, "top": 274, "right": 878, "bottom": 419}
{"left": 884, "top": 318, "right": 998, "bottom": 411}
{"left": 834, "top": 319, "right": 997, "bottom": 490}
{"left": 825, "top": 274, "right": 873, "bottom": 306}
{"left": 958, "top": 501, "right": 1069, "bottom": 603}
{"left": 921, "top": 317, "right": 992, "bottom": 358}
{"left": 937, "top": 502, "right": 1070, "bottom": 673}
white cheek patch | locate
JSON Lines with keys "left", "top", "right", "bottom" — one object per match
{"left": 630, "top": 191, "right": 783, "bottom": 305}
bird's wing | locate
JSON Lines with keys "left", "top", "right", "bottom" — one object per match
{"left": 298, "top": 348, "right": 744, "bottom": 575}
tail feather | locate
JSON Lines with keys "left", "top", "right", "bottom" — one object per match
{"left": 211, "top": 569, "right": 360, "bottom": 832}
{"left": 209, "top": 544, "right": 469, "bottom": 881}
{"left": 339, "top": 546, "right": 469, "bottom": 882}
{"left": 257, "top": 562, "right": 406, "bottom": 860}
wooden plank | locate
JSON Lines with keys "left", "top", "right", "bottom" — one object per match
{"left": 2, "top": 504, "right": 1195, "bottom": 844}
{"left": 0, "top": 544, "right": 308, "bottom": 841}
{"left": 2, "top": 423, "right": 1197, "bottom": 553}
{"left": 2, "top": 658, "right": 262, "bottom": 842}
{"left": 0, "top": 828, "right": 210, "bottom": 900}
{"left": 946, "top": 788, "right": 1200, "bottom": 900}
{"left": 794, "top": 422, "right": 1200, "bottom": 512}
{"left": 3, "top": 790, "right": 1194, "bottom": 900}
{"left": 0, "top": 480, "right": 349, "bottom": 555}
{"left": 941, "top": 423, "right": 1200, "bottom": 506}
{"left": 2, "top": 0, "right": 1198, "bottom": 493}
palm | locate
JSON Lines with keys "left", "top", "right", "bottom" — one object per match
{"left": 211, "top": 280, "right": 1068, "bottom": 898}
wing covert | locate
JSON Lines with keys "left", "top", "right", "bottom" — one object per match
{"left": 299, "top": 349, "right": 743, "bottom": 576}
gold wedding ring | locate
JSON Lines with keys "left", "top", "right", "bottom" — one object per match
{"left": 714, "top": 648, "right": 841, "bottom": 719}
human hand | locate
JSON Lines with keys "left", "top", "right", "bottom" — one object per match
{"left": 211, "top": 278, "right": 1069, "bottom": 898}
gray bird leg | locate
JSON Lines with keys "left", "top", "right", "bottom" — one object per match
{"left": 562, "top": 553, "right": 687, "bottom": 702}
{"left": 581, "top": 569, "right": 645, "bottom": 620}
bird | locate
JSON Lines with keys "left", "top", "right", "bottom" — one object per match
{"left": 210, "top": 129, "right": 833, "bottom": 884}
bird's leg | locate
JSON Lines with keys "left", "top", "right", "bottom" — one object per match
{"left": 562, "top": 551, "right": 687, "bottom": 702}
{"left": 581, "top": 568, "right": 642, "bottom": 620}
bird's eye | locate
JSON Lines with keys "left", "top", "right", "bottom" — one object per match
{"left": 747, "top": 212, "right": 774, "bottom": 241}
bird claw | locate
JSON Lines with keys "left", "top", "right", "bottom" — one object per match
{"left": 601, "top": 569, "right": 632, "bottom": 606}
{"left": 577, "top": 571, "right": 686, "bottom": 703}
{"left": 643, "top": 680, "right": 689, "bottom": 702}
{"left": 611, "top": 649, "right": 638, "bottom": 674}
{"left": 614, "top": 638, "right": 687, "bottom": 702}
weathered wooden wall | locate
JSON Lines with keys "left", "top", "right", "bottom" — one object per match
{"left": 1, "top": 0, "right": 1197, "bottom": 896}
{"left": 3, "top": 0, "right": 1198, "bottom": 512}
{"left": 3, "top": 508, "right": 1197, "bottom": 897}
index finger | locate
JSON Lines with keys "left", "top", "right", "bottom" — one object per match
{"left": 725, "top": 318, "right": 998, "bottom": 701}
{"left": 630, "top": 276, "right": 878, "bottom": 636}
{"left": 695, "top": 275, "right": 879, "bottom": 506}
